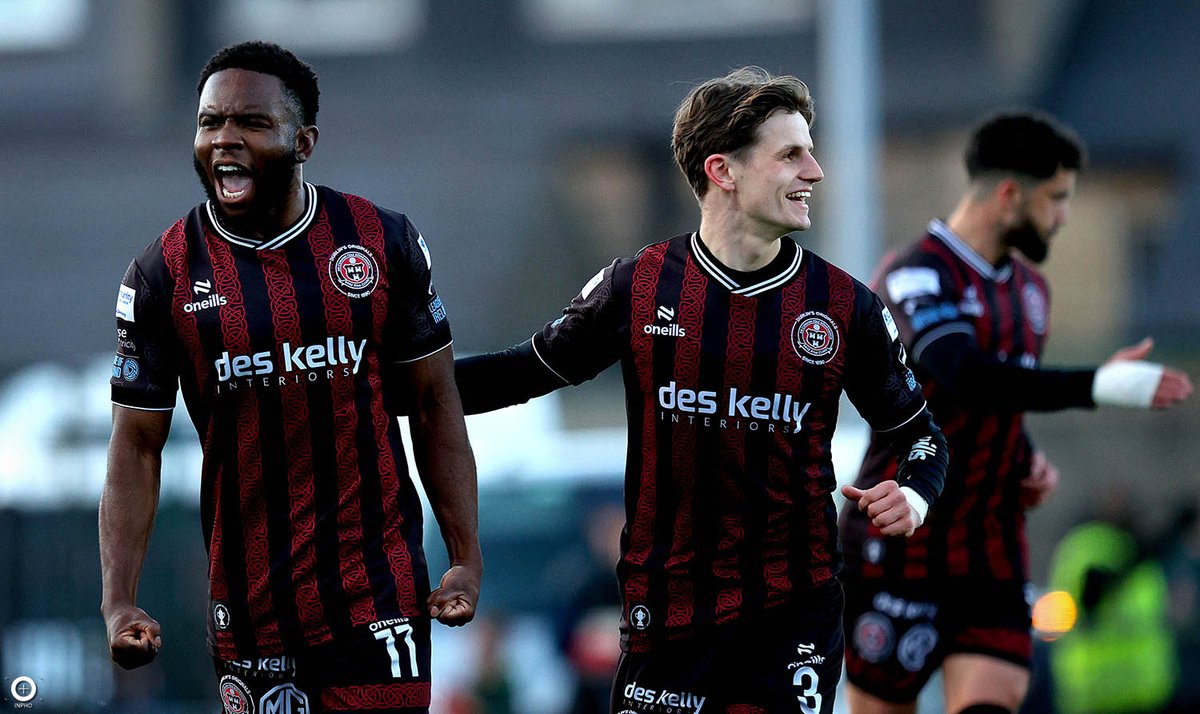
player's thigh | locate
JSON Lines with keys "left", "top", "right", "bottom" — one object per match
{"left": 842, "top": 578, "right": 944, "bottom": 705}
{"left": 942, "top": 652, "right": 1028, "bottom": 713}
{"left": 843, "top": 681, "right": 918, "bottom": 714}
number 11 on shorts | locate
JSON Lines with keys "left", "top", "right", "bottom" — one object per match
{"left": 373, "top": 623, "right": 419, "bottom": 678}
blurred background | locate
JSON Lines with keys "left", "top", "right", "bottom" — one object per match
{"left": 1, "top": 0, "right": 1197, "bottom": 711}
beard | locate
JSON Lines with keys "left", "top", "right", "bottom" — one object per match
{"left": 193, "top": 152, "right": 300, "bottom": 230}
{"left": 1004, "top": 217, "right": 1050, "bottom": 264}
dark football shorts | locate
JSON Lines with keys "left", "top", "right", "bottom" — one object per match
{"left": 842, "top": 577, "right": 1032, "bottom": 703}
{"left": 611, "top": 581, "right": 845, "bottom": 714}
{"left": 213, "top": 616, "right": 431, "bottom": 714}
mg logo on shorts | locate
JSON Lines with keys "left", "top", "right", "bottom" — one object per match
{"left": 259, "top": 683, "right": 309, "bottom": 714}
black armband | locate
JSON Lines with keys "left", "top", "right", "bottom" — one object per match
{"left": 919, "top": 331, "right": 1095, "bottom": 412}
{"left": 455, "top": 339, "right": 569, "bottom": 414}
{"left": 888, "top": 408, "right": 949, "bottom": 509}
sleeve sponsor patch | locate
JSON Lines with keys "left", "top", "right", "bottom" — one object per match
{"left": 579, "top": 268, "right": 605, "bottom": 300}
{"left": 428, "top": 295, "right": 447, "bottom": 323}
{"left": 116, "top": 284, "right": 136, "bottom": 322}
{"left": 910, "top": 303, "right": 962, "bottom": 332}
{"left": 881, "top": 306, "right": 900, "bottom": 340}
{"left": 416, "top": 233, "right": 432, "bottom": 269}
{"left": 885, "top": 267, "right": 941, "bottom": 303}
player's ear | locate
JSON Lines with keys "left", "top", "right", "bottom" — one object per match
{"left": 703, "top": 154, "right": 737, "bottom": 194}
{"left": 294, "top": 125, "right": 319, "bottom": 163}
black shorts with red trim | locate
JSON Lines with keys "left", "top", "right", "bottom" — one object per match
{"left": 214, "top": 616, "right": 431, "bottom": 714}
{"left": 611, "top": 580, "right": 845, "bottom": 714}
{"left": 842, "top": 577, "right": 1032, "bottom": 703}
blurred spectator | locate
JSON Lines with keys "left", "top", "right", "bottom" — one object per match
{"left": 1162, "top": 501, "right": 1200, "bottom": 713}
{"left": 555, "top": 502, "right": 623, "bottom": 714}
{"left": 1046, "top": 490, "right": 1179, "bottom": 713}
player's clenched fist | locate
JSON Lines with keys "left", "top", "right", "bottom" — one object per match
{"left": 104, "top": 604, "right": 162, "bottom": 669}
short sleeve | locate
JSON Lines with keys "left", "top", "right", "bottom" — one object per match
{"left": 531, "top": 260, "right": 626, "bottom": 385}
{"left": 881, "top": 257, "right": 973, "bottom": 362}
{"left": 110, "top": 256, "right": 180, "bottom": 410}
{"left": 844, "top": 289, "right": 927, "bottom": 432}
{"left": 382, "top": 214, "right": 454, "bottom": 363}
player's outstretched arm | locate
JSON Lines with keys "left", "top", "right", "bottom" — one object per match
{"left": 100, "top": 405, "right": 171, "bottom": 669}
{"left": 404, "top": 347, "right": 482, "bottom": 627}
{"left": 453, "top": 339, "right": 571, "bottom": 414}
{"left": 1093, "top": 337, "right": 1193, "bottom": 409}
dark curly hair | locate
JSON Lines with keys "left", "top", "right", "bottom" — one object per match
{"left": 966, "top": 111, "right": 1086, "bottom": 182}
{"left": 197, "top": 40, "right": 320, "bottom": 126}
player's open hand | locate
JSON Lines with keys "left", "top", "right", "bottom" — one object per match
{"left": 428, "top": 563, "right": 480, "bottom": 626}
{"left": 841, "top": 481, "right": 921, "bottom": 537}
{"left": 104, "top": 604, "right": 162, "bottom": 670}
{"left": 1019, "top": 450, "right": 1060, "bottom": 509}
{"left": 1104, "top": 337, "right": 1194, "bottom": 409}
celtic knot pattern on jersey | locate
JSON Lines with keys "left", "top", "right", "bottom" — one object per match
{"left": 625, "top": 242, "right": 668, "bottom": 620}
{"left": 308, "top": 208, "right": 377, "bottom": 627}
{"left": 208, "top": 232, "right": 282, "bottom": 654}
{"left": 345, "top": 193, "right": 418, "bottom": 615}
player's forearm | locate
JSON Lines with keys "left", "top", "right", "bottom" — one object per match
{"left": 99, "top": 445, "right": 162, "bottom": 612}
{"left": 919, "top": 333, "right": 1094, "bottom": 411}
{"left": 888, "top": 408, "right": 949, "bottom": 509}
{"left": 454, "top": 339, "right": 569, "bottom": 414}
{"left": 411, "top": 393, "right": 482, "bottom": 569}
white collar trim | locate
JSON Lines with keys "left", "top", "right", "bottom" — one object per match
{"left": 690, "top": 233, "right": 803, "bottom": 296}
{"left": 928, "top": 219, "right": 1011, "bottom": 283}
{"left": 206, "top": 182, "right": 318, "bottom": 251}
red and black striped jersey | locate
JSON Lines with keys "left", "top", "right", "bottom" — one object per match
{"left": 843, "top": 220, "right": 1051, "bottom": 583}
{"left": 110, "top": 184, "right": 452, "bottom": 659}
{"left": 531, "top": 233, "right": 927, "bottom": 652}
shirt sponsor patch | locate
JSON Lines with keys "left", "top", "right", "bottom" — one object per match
{"left": 116, "top": 284, "right": 136, "bottom": 322}
{"left": 886, "top": 267, "right": 941, "bottom": 303}
{"left": 882, "top": 306, "right": 900, "bottom": 340}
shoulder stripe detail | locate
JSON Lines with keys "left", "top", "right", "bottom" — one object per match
{"left": 912, "top": 321, "right": 975, "bottom": 361}
{"left": 393, "top": 340, "right": 453, "bottom": 364}
{"left": 530, "top": 333, "right": 572, "bottom": 385}
{"left": 928, "top": 219, "right": 1012, "bottom": 283}
{"left": 205, "top": 183, "right": 318, "bottom": 250}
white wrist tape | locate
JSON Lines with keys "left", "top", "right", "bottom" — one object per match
{"left": 899, "top": 486, "right": 929, "bottom": 526}
{"left": 1092, "top": 360, "right": 1164, "bottom": 408}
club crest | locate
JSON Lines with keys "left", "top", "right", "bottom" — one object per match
{"left": 791, "top": 311, "right": 840, "bottom": 364}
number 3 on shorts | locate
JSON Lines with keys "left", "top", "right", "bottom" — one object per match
{"left": 793, "top": 665, "right": 821, "bottom": 714}
{"left": 373, "top": 623, "right": 419, "bottom": 678}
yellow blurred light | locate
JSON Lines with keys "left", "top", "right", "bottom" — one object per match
{"left": 1032, "top": 590, "right": 1078, "bottom": 641}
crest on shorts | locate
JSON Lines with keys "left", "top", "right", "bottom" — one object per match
{"left": 328, "top": 245, "right": 380, "bottom": 298}
{"left": 897, "top": 623, "right": 939, "bottom": 672}
{"left": 853, "top": 612, "right": 895, "bottom": 664}
{"left": 791, "top": 311, "right": 840, "bottom": 365}
{"left": 219, "top": 674, "right": 254, "bottom": 714}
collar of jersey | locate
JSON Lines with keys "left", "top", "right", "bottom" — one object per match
{"left": 928, "top": 219, "right": 1012, "bottom": 283}
{"left": 205, "top": 182, "right": 318, "bottom": 251}
{"left": 689, "top": 233, "right": 803, "bottom": 296}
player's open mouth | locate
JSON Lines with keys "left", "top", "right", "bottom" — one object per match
{"left": 215, "top": 164, "right": 253, "bottom": 201}
{"left": 786, "top": 190, "right": 811, "bottom": 205}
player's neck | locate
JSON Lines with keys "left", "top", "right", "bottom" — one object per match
{"left": 697, "top": 212, "right": 782, "bottom": 273}
{"left": 217, "top": 178, "right": 308, "bottom": 240}
{"left": 945, "top": 203, "right": 1008, "bottom": 266}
